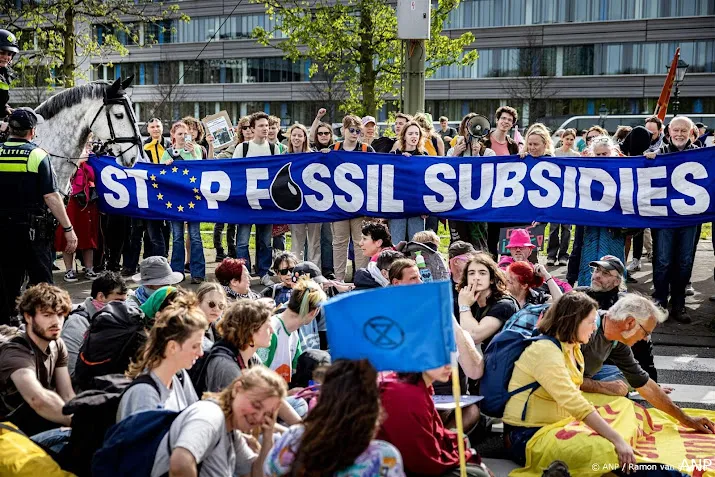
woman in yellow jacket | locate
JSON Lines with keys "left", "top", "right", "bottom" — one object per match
{"left": 503, "top": 292, "right": 637, "bottom": 470}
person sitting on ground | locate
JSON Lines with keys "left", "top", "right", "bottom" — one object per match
{"left": 457, "top": 253, "right": 519, "bottom": 350}
{"left": 359, "top": 221, "right": 394, "bottom": 262}
{"left": 261, "top": 253, "right": 299, "bottom": 305}
{"left": 139, "top": 285, "right": 182, "bottom": 321}
{"left": 152, "top": 367, "right": 286, "bottom": 477}
{"left": 498, "top": 229, "right": 572, "bottom": 293}
{"left": 0, "top": 284, "right": 73, "bottom": 437}
{"left": 581, "top": 294, "right": 715, "bottom": 434}
{"left": 128, "top": 256, "right": 184, "bottom": 307}
{"left": 196, "top": 281, "right": 227, "bottom": 348}
{"left": 502, "top": 292, "right": 636, "bottom": 469}
{"left": 117, "top": 294, "right": 206, "bottom": 422}
{"left": 378, "top": 364, "right": 493, "bottom": 477}
{"left": 216, "top": 257, "right": 260, "bottom": 301}
{"left": 285, "top": 261, "right": 334, "bottom": 351}
{"left": 196, "top": 299, "right": 303, "bottom": 424}
{"left": 353, "top": 249, "right": 405, "bottom": 290}
{"left": 61, "top": 271, "right": 128, "bottom": 377}
{"left": 266, "top": 359, "right": 405, "bottom": 476}
{"left": 397, "top": 230, "right": 450, "bottom": 281}
{"left": 388, "top": 258, "right": 423, "bottom": 286}
{"left": 257, "top": 277, "right": 327, "bottom": 384}
{"left": 506, "top": 262, "right": 563, "bottom": 309}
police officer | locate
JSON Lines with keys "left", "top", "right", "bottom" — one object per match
{"left": 0, "top": 108, "right": 77, "bottom": 324}
{"left": 0, "top": 29, "right": 18, "bottom": 117}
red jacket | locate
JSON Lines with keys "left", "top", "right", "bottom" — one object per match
{"left": 377, "top": 375, "right": 478, "bottom": 475}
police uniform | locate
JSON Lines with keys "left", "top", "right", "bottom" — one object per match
{"left": 0, "top": 110, "right": 58, "bottom": 324}
{"left": 0, "top": 29, "right": 19, "bottom": 118}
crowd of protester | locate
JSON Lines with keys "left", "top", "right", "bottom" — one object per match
{"left": 1, "top": 104, "right": 714, "bottom": 477}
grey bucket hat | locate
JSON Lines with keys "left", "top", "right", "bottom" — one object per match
{"left": 132, "top": 256, "right": 184, "bottom": 286}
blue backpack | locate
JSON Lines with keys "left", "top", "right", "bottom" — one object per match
{"left": 479, "top": 329, "right": 561, "bottom": 419}
{"left": 502, "top": 303, "right": 551, "bottom": 335}
{"left": 91, "top": 408, "right": 180, "bottom": 477}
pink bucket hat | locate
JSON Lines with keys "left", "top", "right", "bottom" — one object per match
{"left": 506, "top": 229, "right": 536, "bottom": 249}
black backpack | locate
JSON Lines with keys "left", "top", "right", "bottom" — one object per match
{"left": 59, "top": 373, "right": 159, "bottom": 477}
{"left": 242, "top": 141, "right": 276, "bottom": 157}
{"left": 73, "top": 302, "right": 150, "bottom": 392}
{"left": 188, "top": 339, "right": 245, "bottom": 396}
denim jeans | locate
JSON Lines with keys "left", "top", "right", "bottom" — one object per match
{"left": 273, "top": 233, "right": 285, "bottom": 251}
{"left": 170, "top": 221, "right": 205, "bottom": 278}
{"left": 320, "top": 223, "right": 334, "bottom": 274}
{"left": 591, "top": 364, "right": 628, "bottom": 384}
{"left": 504, "top": 424, "right": 541, "bottom": 467}
{"left": 237, "top": 224, "right": 272, "bottom": 277}
{"left": 124, "top": 218, "right": 166, "bottom": 272}
{"left": 388, "top": 217, "right": 426, "bottom": 243}
{"left": 652, "top": 226, "right": 698, "bottom": 309}
{"left": 31, "top": 427, "right": 71, "bottom": 455}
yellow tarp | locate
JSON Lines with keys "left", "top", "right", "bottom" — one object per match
{"left": 510, "top": 393, "right": 715, "bottom": 476}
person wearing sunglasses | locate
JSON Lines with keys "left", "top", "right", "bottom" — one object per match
{"left": 261, "top": 252, "right": 300, "bottom": 306}
{"left": 196, "top": 281, "right": 227, "bottom": 348}
{"left": 215, "top": 257, "right": 260, "bottom": 301}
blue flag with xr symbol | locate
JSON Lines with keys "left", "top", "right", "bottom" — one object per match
{"left": 323, "top": 281, "right": 456, "bottom": 372}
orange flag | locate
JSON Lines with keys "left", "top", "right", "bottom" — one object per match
{"left": 654, "top": 48, "right": 680, "bottom": 121}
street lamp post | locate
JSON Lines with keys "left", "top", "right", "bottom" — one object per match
{"left": 598, "top": 103, "right": 608, "bottom": 127}
{"left": 668, "top": 59, "right": 689, "bottom": 116}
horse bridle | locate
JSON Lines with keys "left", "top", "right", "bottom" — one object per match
{"left": 87, "top": 92, "right": 143, "bottom": 159}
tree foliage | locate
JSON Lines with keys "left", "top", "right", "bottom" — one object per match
{"left": 3, "top": 0, "right": 187, "bottom": 88}
{"left": 252, "top": 0, "right": 477, "bottom": 116}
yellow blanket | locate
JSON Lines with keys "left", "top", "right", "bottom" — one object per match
{"left": 510, "top": 393, "right": 715, "bottom": 476}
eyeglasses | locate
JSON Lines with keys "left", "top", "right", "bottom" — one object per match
{"left": 241, "top": 126, "right": 251, "bottom": 130}
{"left": 208, "top": 301, "right": 226, "bottom": 310}
{"left": 278, "top": 267, "right": 295, "bottom": 275}
{"left": 637, "top": 321, "right": 652, "bottom": 338}
{"left": 347, "top": 127, "right": 360, "bottom": 134}
{"left": 317, "top": 131, "right": 331, "bottom": 136}
{"left": 591, "top": 266, "right": 619, "bottom": 278}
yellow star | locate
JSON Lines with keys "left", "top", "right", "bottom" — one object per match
{"left": 160, "top": 170, "right": 166, "bottom": 175}
{"left": 157, "top": 193, "right": 163, "bottom": 200}
{"left": 183, "top": 169, "right": 189, "bottom": 175}
{"left": 152, "top": 183, "right": 158, "bottom": 189}
{"left": 189, "top": 176, "right": 197, "bottom": 183}
{"left": 166, "top": 201, "right": 172, "bottom": 209}
{"left": 188, "top": 202, "right": 195, "bottom": 209}
{"left": 171, "top": 166, "right": 178, "bottom": 173}
{"left": 193, "top": 188, "right": 199, "bottom": 193}
{"left": 150, "top": 174, "right": 157, "bottom": 181}
{"left": 177, "top": 205, "right": 184, "bottom": 212}
{"left": 195, "top": 195, "right": 201, "bottom": 201}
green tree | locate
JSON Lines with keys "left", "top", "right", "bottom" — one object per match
{"left": 252, "top": 0, "right": 477, "bottom": 117}
{"left": 2, "top": 1, "right": 187, "bottom": 88}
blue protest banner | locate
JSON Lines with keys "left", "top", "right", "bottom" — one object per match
{"left": 91, "top": 147, "right": 715, "bottom": 228}
{"left": 322, "top": 281, "right": 456, "bottom": 372}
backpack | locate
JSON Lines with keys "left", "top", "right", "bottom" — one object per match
{"left": 59, "top": 373, "right": 159, "bottom": 477}
{"left": 479, "top": 330, "right": 561, "bottom": 419}
{"left": 242, "top": 141, "right": 276, "bottom": 157}
{"left": 187, "top": 339, "right": 243, "bottom": 396}
{"left": 333, "top": 141, "right": 369, "bottom": 152}
{"left": 73, "top": 302, "right": 150, "bottom": 392}
{"left": 0, "top": 422, "right": 73, "bottom": 477}
{"left": 91, "top": 408, "right": 180, "bottom": 477}
{"left": 502, "top": 303, "right": 551, "bottom": 335}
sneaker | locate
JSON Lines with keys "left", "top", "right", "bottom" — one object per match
{"left": 627, "top": 258, "right": 642, "bottom": 272}
{"left": 546, "top": 258, "right": 555, "bottom": 266}
{"left": 215, "top": 252, "right": 226, "bottom": 262}
{"left": 52, "top": 263, "right": 60, "bottom": 271}
{"left": 671, "top": 307, "right": 692, "bottom": 324}
{"left": 685, "top": 284, "right": 695, "bottom": 296}
{"left": 63, "top": 270, "right": 78, "bottom": 282}
{"left": 184, "top": 263, "right": 190, "bottom": 273}
{"left": 260, "top": 273, "right": 274, "bottom": 287}
{"left": 85, "top": 269, "right": 99, "bottom": 280}
{"left": 190, "top": 277, "right": 205, "bottom": 285}
{"left": 558, "top": 258, "right": 569, "bottom": 266}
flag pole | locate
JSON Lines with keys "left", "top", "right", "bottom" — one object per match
{"left": 654, "top": 47, "right": 680, "bottom": 121}
{"left": 451, "top": 353, "right": 467, "bottom": 477}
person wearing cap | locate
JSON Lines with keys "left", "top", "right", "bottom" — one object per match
{"left": 0, "top": 29, "right": 18, "bottom": 119}
{"left": 127, "top": 256, "right": 184, "bottom": 308}
{"left": 360, "top": 115, "right": 377, "bottom": 145}
{"left": 0, "top": 107, "right": 78, "bottom": 324}
{"left": 580, "top": 294, "right": 715, "bottom": 435}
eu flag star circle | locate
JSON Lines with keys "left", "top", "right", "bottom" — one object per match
{"left": 150, "top": 164, "right": 204, "bottom": 213}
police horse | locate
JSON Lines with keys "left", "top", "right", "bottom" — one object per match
{"left": 33, "top": 76, "right": 143, "bottom": 193}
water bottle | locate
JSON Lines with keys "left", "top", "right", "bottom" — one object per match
{"left": 414, "top": 251, "right": 433, "bottom": 283}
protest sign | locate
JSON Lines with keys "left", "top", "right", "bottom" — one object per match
{"left": 202, "top": 111, "right": 235, "bottom": 151}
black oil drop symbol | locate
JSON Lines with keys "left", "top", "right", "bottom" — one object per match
{"left": 270, "top": 163, "right": 303, "bottom": 211}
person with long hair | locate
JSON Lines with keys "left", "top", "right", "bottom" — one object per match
{"left": 256, "top": 277, "right": 327, "bottom": 383}
{"left": 196, "top": 281, "right": 227, "bottom": 346}
{"left": 413, "top": 113, "right": 445, "bottom": 156}
{"left": 457, "top": 253, "right": 518, "bottom": 350}
{"left": 520, "top": 123, "right": 554, "bottom": 158}
{"left": 393, "top": 120, "right": 426, "bottom": 156}
{"left": 503, "top": 293, "right": 636, "bottom": 471}
{"left": 152, "top": 367, "right": 286, "bottom": 477}
{"left": 505, "top": 262, "right": 562, "bottom": 309}
{"left": 377, "top": 365, "right": 493, "bottom": 477}
{"left": 265, "top": 360, "right": 405, "bottom": 476}
{"left": 117, "top": 294, "right": 207, "bottom": 422}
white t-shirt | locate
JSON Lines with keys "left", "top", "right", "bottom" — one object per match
{"left": 232, "top": 140, "right": 274, "bottom": 158}
{"left": 151, "top": 400, "right": 257, "bottom": 477}
{"left": 116, "top": 370, "right": 198, "bottom": 423}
